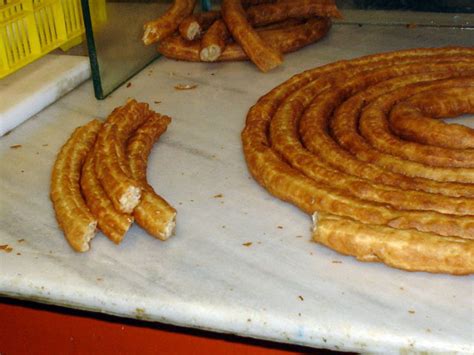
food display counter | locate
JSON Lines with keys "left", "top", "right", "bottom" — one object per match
{"left": 1, "top": 3, "right": 473, "bottom": 353}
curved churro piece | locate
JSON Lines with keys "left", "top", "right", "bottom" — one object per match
{"left": 221, "top": 0, "right": 283, "bottom": 72}
{"left": 313, "top": 213, "right": 474, "bottom": 275}
{"left": 247, "top": 0, "right": 342, "bottom": 26}
{"left": 359, "top": 80, "right": 474, "bottom": 168}
{"left": 390, "top": 87, "right": 474, "bottom": 149}
{"left": 81, "top": 146, "right": 134, "bottom": 244}
{"left": 127, "top": 114, "right": 176, "bottom": 240}
{"left": 95, "top": 100, "right": 152, "bottom": 214}
{"left": 51, "top": 120, "right": 101, "bottom": 252}
{"left": 143, "top": 0, "right": 197, "bottom": 45}
{"left": 158, "top": 18, "right": 330, "bottom": 62}
{"left": 200, "top": 19, "right": 230, "bottom": 62}
{"left": 178, "top": 11, "right": 221, "bottom": 40}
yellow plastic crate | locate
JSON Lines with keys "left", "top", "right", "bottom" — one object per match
{"left": 0, "top": 0, "right": 104, "bottom": 78}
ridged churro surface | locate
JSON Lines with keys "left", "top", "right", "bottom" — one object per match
{"left": 50, "top": 120, "right": 101, "bottom": 252}
{"left": 242, "top": 47, "right": 474, "bottom": 274}
{"left": 127, "top": 113, "right": 177, "bottom": 240}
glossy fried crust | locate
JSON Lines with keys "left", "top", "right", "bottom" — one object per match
{"left": 158, "top": 18, "right": 330, "bottom": 62}
{"left": 143, "top": 0, "right": 196, "bottom": 45}
{"left": 127, "top": 113, "right": 177, "bottom": 240}
{"left": 313, "top": 213, "right": 474, "bottom": 275}
{"left": 221, "top": 0, "right": 283, "bottom": 72}
{"left": 81, "top": 145, "right": 133, "bottom": 244}
{"left": 390, "top": 87, "right": 474, "bottom": 149}
{"left": 242, "top": 47, "right": 474, "bottom": 274}
{"left": 246, "top": 0, "right": 342, "bottom": 26}
{"left": 95, "top": 100, "right": 152, "bottom": 214}
{"left": 50, "top": 120, "right": 101, "bottom": 252}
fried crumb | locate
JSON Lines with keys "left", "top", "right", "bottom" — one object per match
{"left": 295, "top": 235, "right": 303, "bottom": 238}
{"left": 408, "top": 310, "right": 415, "bottom": 314}
{"left": 97, "top": 278, "right": 103, "bottom": 282}
{"left": 126, "top": 82, "right": 132, "bottom": 88}
{"left": 42, "top": 144, "right": 49, "bottom": 147}
{"left": 20, "top": 170, "right": 24, "bottom": 173}
{"left": 332, "top": 260, "right": 342, "bottom": 264}
{"left": 298, "top": 295, "right": 304, "bottom": 301}
{"left": 174, "top": 84, "right": 197, "bottom": 90}
{"left": 406, "top": 23, "right": 417, "bottom": 29}
{"left": 17, "top": 239, "right": 25, "bottom": 243}
{"left": 154, "top": 101, "right": 162, "bottom": 104}
{"left": 0, "top": 245, "right": 13, "bottom": 253}
{"left": 10, "top": 144, "right": 22, "bottom": 149}
{"left": 242, "top": 242, "right": 252, "bottom": 247}
{"left": 16, "top": 253, "right": 21, "bottom": 256}
{"left": 213, "top": 194, "right": 223, "bottom": 198}
{"left": 277, "top": 225, "right": 283, "bottom": 229}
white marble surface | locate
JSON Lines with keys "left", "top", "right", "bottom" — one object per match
{"left": 1, "top": 25, "right": 473, "bottom": 353}
{"left": 0, "top": 55, "right": 90, "bottom": 137}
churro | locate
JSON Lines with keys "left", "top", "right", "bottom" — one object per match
{"left": 127, "top": 113, "right": 176, "bottom": 240}
{"left": 143, "top": 0, "right": 197, "bottom": 45}
{"left": 81, "top": 145, "right": 134, "bottom": 244}
{"left": 221, "top": 0, "right": 283, "bottom": 72}
{"left": 242, "top": 47, "right": 474, "bottom": 274}
{"left": 50, "top": 120, "right": 101, "bottom": 252}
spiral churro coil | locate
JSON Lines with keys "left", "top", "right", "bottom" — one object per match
{"left": 242, "top": 47, "right": 474, "bottom": 274}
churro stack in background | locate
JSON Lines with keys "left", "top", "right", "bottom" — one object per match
{"left": 50, "top": 100, "right": 176, "bottom": 252}
{"left": 142, "top": 0, "right": 341, "bottom": 71}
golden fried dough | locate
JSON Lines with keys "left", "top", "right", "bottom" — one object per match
{"left": 51, "top": 120, "right": 101, "bottom": 252}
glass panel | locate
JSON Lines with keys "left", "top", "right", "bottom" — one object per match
{"left": 81, "top": 0, "right": 171, "bottom": 99}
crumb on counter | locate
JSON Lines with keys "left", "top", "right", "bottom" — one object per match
{"left": 242, "top": 242, "right": 252, "bottom": 247}
{"left": 174, "top": 84, "right": 197, "bottom": 90}
{"left": 0, "top": 245, "right": 13, "bottom": 253}
{"left": 10, "top": 144, "right": 22, "bottom": 149}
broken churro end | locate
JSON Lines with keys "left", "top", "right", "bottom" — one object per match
{"left": 119, "top": 186, "right": 142, "bottom": 214}
{"left": 200, "top": 45, "right": 222, "bottom": 62}
{"left": 187, "top": 22, "right": 201, "bottom": 40}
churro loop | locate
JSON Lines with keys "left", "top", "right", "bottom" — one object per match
{"left": 143, "top": 0, "right": 197, "bottom": 45}
{"left": 389, "top": 87, "right": 474, "bottom": 149}
{"left": 50, "top": 120, "right": 101, "bottom": 252}
{"left": 127, "top": 113, "right": 177, "bottom": 240}
{"left": 95, "top": 100, "right": 153, "bottom": 214}
{"left": 81, "top": 145, "right": 134, "bottom": 244}
{"left": 221, "top": 0, "right": 283, "bottom": 72}
{"left": 358, "top": 79, "right": 474, "bottom": 168}
{"left": 158, "top": 17, "right": 330, "bottom": 62}
{"left": 313, "top": 213, "right": 474, "bottom": 275}
{"left": 242, "top": 47, "right": 474, "bottom": 273}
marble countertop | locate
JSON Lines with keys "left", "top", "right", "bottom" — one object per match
{"left": 1, "top": 24, "right": 473, "bottom": 353}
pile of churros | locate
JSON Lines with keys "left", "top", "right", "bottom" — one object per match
{"left": 50, "top": 100, "right": 176, "bottom": 252}
{"left": 142, "top": 0, "right": 341, "bottom": 71}
{"left": 242, "top": 47, "right": 474, "bottom": 275}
